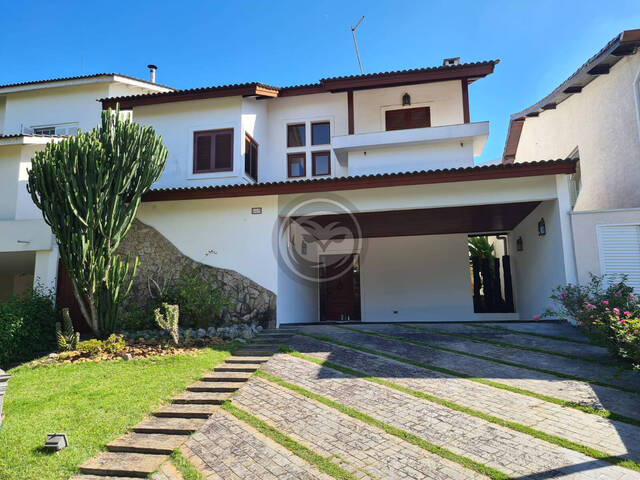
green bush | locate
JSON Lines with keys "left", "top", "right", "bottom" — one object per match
{"left": 545, "top": 274, "right": 640, "bottom": 367}
{"left": 0, "top": 288, "right": 58, "bottom": 367}
{"left": 165, "top": 268, "right": 231, "bottom": 328}
{"left": 77, "top": 334, "right": 126, "bottom": 356}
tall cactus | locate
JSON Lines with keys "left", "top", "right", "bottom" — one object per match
{"left": 27, "top": 107, "right": 168, "bottom": 336}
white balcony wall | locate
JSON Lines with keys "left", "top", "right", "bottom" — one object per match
{"left": 347, "top": 141, "right": 474, "bottom": 176}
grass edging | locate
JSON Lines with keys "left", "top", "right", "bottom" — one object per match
{"left": 170, "top": 449, "right": 206, "bottom": 480}
{"left": 298, "top": 332, "right": 640, "bottom": 428}
{"left": 254, "top": 369, "right": 510, "bottom": 480}
{"left": 285, "top": 348, "right": 640, "bottom": 472}
{"left": 221, "top": 402, "right": 358, "bottom": 480}
{"left": 471, "top": 323, "right": 595, "bottom": 345}
{"left": 336, "top": 326, "right": 640, "bottom": 395}
{"left": 400, "top": 323, "right": 620, "bottom": 367}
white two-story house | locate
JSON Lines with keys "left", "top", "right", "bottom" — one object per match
{"left": 0, "top": 72, "right": 173, "bottom": 301}
{"left": 93, "top": 58, "right": 578, "bottom": 326}
{"left": 503, "top": 29, "right": 640, "bottom": 293}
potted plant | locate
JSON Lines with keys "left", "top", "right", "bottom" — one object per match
{"left": 0, "top": 368, "right": 9, "bottom": 427}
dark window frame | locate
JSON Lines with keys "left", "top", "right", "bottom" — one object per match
{"left": 244, "top": 133, "right": 258, "bottom": 182}
{"left": 384, "top": 106, "right": 431, "bottom": 131}
{"left": 312, "top": 150, "right": 331, "bottom": 177}
{"left": 287, "top": 153, "right": 306, "bottom": 178}
{"left": 287, "top": 123, "right": 306, "bottom": 148}
{"left": 311, "top": 121, "right": 331, "bottom": 146}
{"left": 193, "top": 128, "right": 234, "bottom": 174}
{"left": 34, "top": 126, "right": 56, "bottom": 135}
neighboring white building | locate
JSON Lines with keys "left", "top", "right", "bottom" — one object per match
{"left": 0, "top": 72, "right": 173, "bottom": 299}
{"left": 503, "top": 29, "right": 640, "bottom": 292}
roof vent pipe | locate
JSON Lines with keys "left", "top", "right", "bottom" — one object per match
{"left": 147, "top": 64, "right": 157, "bottom": 83}
{"left": 442, "top": 57, "right": 460, "bottom": 67}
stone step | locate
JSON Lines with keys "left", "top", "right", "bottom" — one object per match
{"left": 172, "top": 391, "right": 230, "bottom": 404}
{"left": 133, "top": 417, "right": 206, "bottom": 435}
{"left": 154, "top": 403, "right": 219, "bottom": 418}
{"left": 214, "top": 363, "right": 262, "bottom": 372}
{"left": 71, "top": 476, "right": 143, "bottom": 480}
{"left": 107, "top": 432, "right": 186, "bottom": 455}
{"left": 226, "top": 356, "right": 271, "bottom": 364}
{"left": 79, "top": 452, "right": 166, "bottom": 478}
{"left": 233, "top": 349, "right": 276, "bottom": 357}
{"left": 236, "top": 345, "right": 279, "bottom": 352}
{"left": 201, "top": 371, "right": 253, "bottom": 382}
{"left": 188, "top": 381, "right": 241, "bottom": 392}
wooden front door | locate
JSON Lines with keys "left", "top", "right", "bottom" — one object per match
{"left": 320, "top": 254, "right": 361, "bottom": 321}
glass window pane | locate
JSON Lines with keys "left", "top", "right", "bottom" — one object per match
{"left": 313, "top": 152, "right": 330, "bottom": 176}
{"left": 215, "top": 133, "right": 232, "bottom": 170}
{"left": 312, "top": 122, "right": 330, "bottom": 145}
{"left": 288, "top": 154, "right": 305, "bottom": 177}
{"left": 195, "top": 135, "right": 211, "bottom": 171}
{"left": 287, "top": 124, "right": 305, "bottom": 147}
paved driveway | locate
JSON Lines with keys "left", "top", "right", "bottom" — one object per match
{"left": 182, "top": 322, "right": 640, "bottom": 479}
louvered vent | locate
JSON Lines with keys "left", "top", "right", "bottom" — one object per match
{"left": 597, "top": 225, "right": 640, "bottom": 292}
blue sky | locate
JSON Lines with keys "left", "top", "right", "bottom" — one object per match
{"left": 1, "top": 0, "right": 639, "bottom": 162}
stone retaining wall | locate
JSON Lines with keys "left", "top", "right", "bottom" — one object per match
{"left": 116, "top": 220, "right": 276, "bottom": 327}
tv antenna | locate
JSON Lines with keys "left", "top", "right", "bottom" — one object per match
{"left": 351, "top": 16, "right": 365, "bottom": 74}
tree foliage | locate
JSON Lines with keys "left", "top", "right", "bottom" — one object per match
{"left": 27, "top": 108, "right": 167, "bottom": 335}
{"left": 468, "top": 236, "right": 495, "bottom": 259}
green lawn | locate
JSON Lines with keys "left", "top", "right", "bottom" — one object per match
{"left": 0, "top": 344, "right": 236, "bottom": 480}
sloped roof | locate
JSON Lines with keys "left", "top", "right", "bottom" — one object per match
{"left": 101, "top": 60, "right": 499, "bottom": 109}
{"left": 144, "top": 159, "right": 576, "bottom": 202}
{"left": 0, "top": 73, "right": 174, "bottom": 93}
{"left": 502, "top": 29, "right": 640, "bottom": 162}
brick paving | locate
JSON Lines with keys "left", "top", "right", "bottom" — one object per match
{"left": 402, "top": 322, "right": 612, "bottom": 360}
{"left": 233, "top": 376, "right": 487, "bottom": 479}
{"left": 288, "top": 334, "right": 640, "bottom": 462}
{"left": 183, "top": 409, "right": 334, "bottom": 480}
{"left": 349, "top": 323, "right": 640, "bottom": 391}
{"left": 301, "top": 325, "right": 640, "bottom": 422}
{"left": 263, "top": 352, "right": 640, "bottom": 479}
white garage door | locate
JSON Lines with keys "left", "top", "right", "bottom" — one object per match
{"left": 597, "top": 225, "right": 640, "bottom": 292}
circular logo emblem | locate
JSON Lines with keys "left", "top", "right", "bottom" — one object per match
{"left": 275, "top": 194, "right": 364, "bottom": 283}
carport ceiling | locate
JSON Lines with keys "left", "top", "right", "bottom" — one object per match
{"left": 294, "top": 201, "right": 541, "bottom": 238}
{"left": 0, "top": 251, "right": 36, "bottom": 275}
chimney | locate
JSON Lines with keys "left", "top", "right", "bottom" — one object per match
{"left": 147, "top": 64, "right": 157, "bottom": 83}
{"left": 442, "top": 57, "right": 460, "bottom": 67}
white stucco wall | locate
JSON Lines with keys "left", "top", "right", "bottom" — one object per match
{"left": 137, "top": 196, "right": 279, "bottom": 293}
{"left": 132, "top": 97, "right": 245, "bottom": 190}
{"left": 570, "top": 208, "right": 640, "bottom": 284}
{"left": 360, "top": 234, "right": 474, "bottom": 322}
{"left": 0, "top": 147, "right": 20, "bottom": 220}
{"left": 347, "top": 141, "right": 474, "bottom": 176}
{"left": 509, "top": 200, "right": 567, "bottom": 319}
{"left": 353, "top": 81, "right": 464, "bottom": 134}
{"left": 514, "top": 53, "right": 640, "bottom": 210}
{"left": 263, "top": 92, "right": 348, "bottom": 182}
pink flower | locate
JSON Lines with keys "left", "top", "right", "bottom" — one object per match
{"left": 613, "top": 307, "right": 620, "bottom": 315}
{"left": 560, "top": 293, "right": 567, "bottom": 299}
{"left": 615, "top": 291, "right": 622, "bottom": 297}
{"left": 620, "top": 319, "right": 626, "bottom": 324}
{"left": 603, "top": 300, "right": 609, "bottom": 305}
{"left": 533, "top": 315, "right": 541, "bottom": 321}
{"left": 630, "top": 296, "right": 636, "bottom": 301}
{"left": 634, "top": 330, "right": 639, "bottom": 335}
{"left": 624, "top": 311, "right": 631, "bottom": 317}
{"left": 577, "top": 321, "right": 583, "bottom": 326}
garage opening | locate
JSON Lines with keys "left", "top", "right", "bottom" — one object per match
{"left": 468, "top": 234, "right": 515, "bottom": 313}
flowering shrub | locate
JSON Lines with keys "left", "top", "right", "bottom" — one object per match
{"left": 544, "top": 274, "right": 640, "bottom": 367}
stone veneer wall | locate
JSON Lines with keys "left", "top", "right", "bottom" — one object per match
{"left": 116, "top": 220, "right": 276, "bottom": 326}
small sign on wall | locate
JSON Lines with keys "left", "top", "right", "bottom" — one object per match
{"left": 251, "top": 207, "right": 262, "bottom": 215}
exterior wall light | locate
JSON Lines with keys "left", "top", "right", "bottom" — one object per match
{"left": 402, "top": 93, "right": 411, "bottom": 106}
{"left": 516, "top": 237, "right": 523, "bottom": 251}
{"left": 538, "top": 218, "right": 546, "bottom": 236}
{"left": 45, "top": 433, "right": 68, "bottom": 451}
